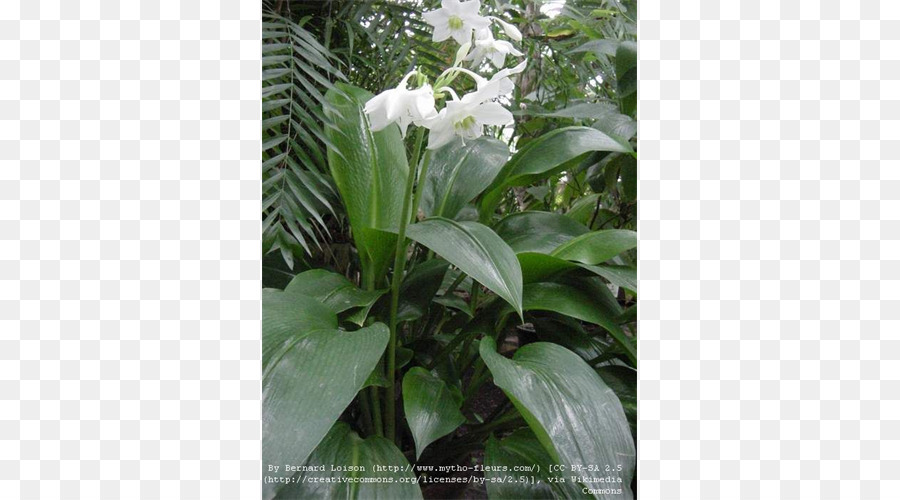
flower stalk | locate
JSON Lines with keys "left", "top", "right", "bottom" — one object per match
{"left": 385, "top": 126, "right": 428, "bottom": 443}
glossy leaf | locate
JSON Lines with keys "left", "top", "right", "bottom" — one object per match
{"left": 404, "top": 218, "right": 523, "bottom": 318}
{"left": 480, "top": 338, "right": 636, "bottom": 500}
{"left": 517, "top": 252, "right": 580, "bottom": 284}
{"left": 402, "top": 367, "right": 466, "bottom": 459}
{"left": 397, "top": 259, "right": 451, "bottom": 322}
{"left": 420, "top": 137, "right": 509, "bottom": 220}
{"left": 272, "top": 422, "right": 423, "bottom": 500}
{"left": 522, "top": 281, "right": 636, "bottom": 365}
{"left": 616, "top": 41, "right": 637, "bottom": 116}
{"left": 262, "top": 323, "right": 389, "bottom": 500}
{"left": 485, "top": 428, "right": 590, "bottom": 499}
{"left": 484, "top": 430, "right": 556, "bottom": 499}
{"left": 551, "top": 229, "right": 637, "bottom": 265}
{"left": 596, "top": 365, "right": 637, "bottom": 439}
{"left": 324, "top": 83, "right": 409, "bottom": 283}
{"left": 494, "top": 211, "right": 589, "bottom": 254}
{"left": 284, "top": 269, "right": 386, "bottom": 320}
{"left": 582, "top": 264, "right": 637, "bottom": 294}
{"left": 480, "top": 127, "right": 633, "bottom": 218}
{"left": 262, "top": 289, "right": 336, "bottom": 370}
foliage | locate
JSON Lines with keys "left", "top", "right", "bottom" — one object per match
{"left": 262, "top": 0, "right": 638, "bottom": 498}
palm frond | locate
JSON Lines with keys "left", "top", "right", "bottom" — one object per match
{"left": 262, "top": 12, "right": 345, "bottom": 268}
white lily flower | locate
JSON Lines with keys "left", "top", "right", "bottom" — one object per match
{"left": 489, "top": 16, "right": 523, "bottom": 42}
{"left": 364, "top": 71, "right": 437, "bottom": 137}
{"left": 466, "top": 30, "right": 524, "bottom": 68}
{"left": 423, "top": 0, "right": 491, "bottom": 45}
{"left": 444, "top": 60, "right": 527, "bottom": 100}
{"left": 421, "top": 88, "right": 513, "bottom": 149}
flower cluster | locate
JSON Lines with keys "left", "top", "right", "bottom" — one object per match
{"left": 364, "top": 0, "right": 525, "bottom": 150}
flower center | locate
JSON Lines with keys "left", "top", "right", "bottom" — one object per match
{"left": 448, "top": 16, "right": 464, "bottom": 30}
{"left": 454, "top": 115, "right": 476, "bottom": 131}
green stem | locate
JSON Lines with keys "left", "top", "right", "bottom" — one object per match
{"left": 370, "top": 383, "right": 384, "bottom": 437}
{"left": 386, "top": 127, "right": 427, "bottom": 443}
{"left": 359, "top": 390, "right": 375, "bottom": 437}
{"left": 410, "top": 148, "right": 433, "bottom": 223}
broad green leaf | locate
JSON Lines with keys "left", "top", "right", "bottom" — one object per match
{"left": 517, "top": 252, "right": 637, "bottom": 293}
{"left": 420, "top": 137, "right": 509, "bottom": 220}
{"left": 596, "top": 365, "right": 637, "bottom": 439}
{"left": 404, "top": 218, "right": 523, "bottom": 318}
{"left": 485, "top": 429, "right": 586, "bottom": 499}
{"left": 551, "top": 230, "right": 637, "bottom": 265}
{"left": 272, "top": 422, "right": 423, "bottom": 500}
{"left": 284, "top": 269, "right": 386, "bottom": 319}
{"left": 262, "top": 289, "right": 336, "bottom": 370}
{"left": 565, "top": 193, "right": 601, "bottom": 226}
{"left": 397, "top": 259, "right": 451, "bottom": 322}
{"left": 517, "top": 252, "right": 580, "bottom": 284}
{"left": 262, "top": 323, "right": 389, "bottom": 500}
{"left": 402, "top": 367, "right": 466, "bottom": 459}
{"left": 583, "top": 264, "right": 637, "bottom": 294}
{"left": 480, "top": 338, "right": 635, "bottom": 500}
{"left": 522, "top": 281, "right": 636, "bottom": 365}
{"left": 494, "top": 211, "right": 589, "bottom": 254}
{"left": 480, "top": 127, "right": 633, "bottom": 218}
{"left": 531, "top": 316, "right": 612, "bottom": 363}
{"left": 324, "top": 83, "right": 409, "bottom": 283}
{"left": 616, "top": 41, "right": 637, "bottom": 116}
{"left": 364, "top": 346, "right": 415, "bottom": 388}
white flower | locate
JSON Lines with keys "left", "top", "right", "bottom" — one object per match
{"left": 423, "top": 0, "right": 491, "bottom": 45}
{"left": 466, "top": 30, "right": 523, "bottom": 68}
{"left": 482, "top": 59, "right": 527, "bottom": 96}
{"left": 421, "top": 88, "right": 513, "bottom": 149}
{"left": 489, "top": 16, "right": 522, "bottom": 42}
{"left": 364, "top": 72, "right": 437, "bottom": 137}
{"left": 445, "top": 61, "right": 527, "bottom": 100}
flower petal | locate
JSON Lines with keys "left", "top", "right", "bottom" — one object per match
{"left": 473, "top": 102, "right": 513, "bottom": 126}
{"left": 431, "top": 23, "right": 452, "bottom": 42}
{"left": 492, "top": 17, "right": 522, "bottom": 42}
{"left": 427, "top": 125, "right": 457, "bottom": 149}
{"left": 489, "top": 50, "right": 506, "bottom": 68}
{"left": 450, "top": 28, "right": 472, "bottom": 45}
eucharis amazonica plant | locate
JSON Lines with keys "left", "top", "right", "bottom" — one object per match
{"left": 262, "top": 0, "right": 638, "bottom": 498}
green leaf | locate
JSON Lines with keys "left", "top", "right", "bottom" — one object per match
{"left": 420, "top": 137, "right": 509, "bottom": 220}
{"left": 284, "top": 270, "right": 386, "bottom": 319}
{"left": 324, "top": 83, "right": 409, "bottom": 283}
{"left": 551, "top": 230, "right": 637, "bottom": 265}
{"left": 272, "top": 422, "right": 423, "bottom": 500}
{"left": 404, "top": 218, "right": 523, "bottom": 318}
{"left": 616, "top": 41, "right": 637, "bottom": 116}
{"left": 596, "top": 365, "right": 637, "bottom": 440}
{"left": 517, "top": 252, "right": 580, "bottom": 284}
{"left": 397, "top": 259, "right": 451, "bottom": 322}
{"left": 262, "top": 323, "right": 389, "bottom": 500}
{"left": 480, "top": 338, "right": 635, "bottom": 500}
{"left": 522, "top": 281, "right": 636, "bottom": 365}
{"left": 262, "top": 289, "right": 336, "bottom": 370}
{"left": 484, "top": 430, "right": 558, "bottom": 499}
{"left": 583, "top": 264, "right": 637, "bottom": 294}
{"left": 485, "top": 428, "right": 591, "bottom": 499}
{"left": 495, "top": 211, "right": 590, "bottom": 254}
{"left": 402, "top": 367, "right": 466, "bottom": 459}
{"left": 480, "top": 127, "right": 633, "bottom": 218}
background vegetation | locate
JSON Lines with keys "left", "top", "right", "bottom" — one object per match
{"left": 261, "top": 0, "right": 638, "bottom": 498}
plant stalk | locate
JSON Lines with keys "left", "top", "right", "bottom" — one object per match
{"left": 386, "top": 127, "right": 427, "bottom": 443}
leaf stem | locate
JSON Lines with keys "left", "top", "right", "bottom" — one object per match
{"left": 386, "top": 127, "right": 428, "bottom": 444}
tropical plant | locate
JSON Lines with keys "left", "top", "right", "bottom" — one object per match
{"left": 262, "top": 0, "right": 638, "bottom": 498}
